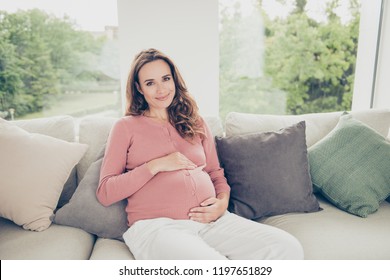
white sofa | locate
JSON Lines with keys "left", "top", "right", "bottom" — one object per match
{"left": 1, "top": 108, "right": 389, "bottom": 260}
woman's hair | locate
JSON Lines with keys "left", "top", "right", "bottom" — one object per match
{"left": 125, "top": 48, "right": 204, "bottom": 140}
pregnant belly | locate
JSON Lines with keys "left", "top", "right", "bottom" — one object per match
{"left": 126, "top": 167, "right": 216, "bottom": 222}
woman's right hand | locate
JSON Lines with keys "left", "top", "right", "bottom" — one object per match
{"left": 146, "top": 152, "right": 197, "bottom": 175}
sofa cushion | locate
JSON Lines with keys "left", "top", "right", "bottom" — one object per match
{"left": 0, "top": 119, "right": 88, "bottom": 231}
{"left": 12, "top": 115, "right": 76, "bottom": 142}
{"left": 53, "top": 150, "right": 128, "bottom": 241}
{"left": 204, "top": 116, "right": 224, "bottom": 137}
{"left": 308, "top": 114, "right": 390, "bottom": 217}
{"left": 260, "top": 195, "right": 390, "bottom": 260}
{"left": 11, "top": 115, "right": 78, "bottom": 209}
{"left": 89, "top": 238, "right": 135, "bottom": 260}
{"left": 0, "top": 217, "right": 95, "bottom": 260}
{"left": 77, "top": 116, "right": 118, "bottom": 181}
{"left": 225, "top": 108, "right": 390, "bottom": 147}
{"left": 215, "top": 121, "right": 320, "bottom": 220}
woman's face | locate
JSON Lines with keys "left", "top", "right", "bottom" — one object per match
{"left": 136, "top": 59, "right": 176, "bottom": 113}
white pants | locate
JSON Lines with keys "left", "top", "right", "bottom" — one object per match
{"left": 123, "top": 212, "right": 304, "bottom": 260}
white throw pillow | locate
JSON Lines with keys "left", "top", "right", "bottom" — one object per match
{"left": 0, "top": 119, "right": 88, "bottom": 231}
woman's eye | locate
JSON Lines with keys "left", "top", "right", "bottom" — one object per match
{"left": 146, "top": 82, "right": 153, "bottom": 86}
{"left": 164, "top": 77, "right": 171, "bottom": 81}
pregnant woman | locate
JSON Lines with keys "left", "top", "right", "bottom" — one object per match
{"left": 96, "top": 48, "right": 303, "bottom": 260}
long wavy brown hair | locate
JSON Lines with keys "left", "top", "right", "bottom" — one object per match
{"left": 125, "top": 48, "right": 204, "bottom": 140}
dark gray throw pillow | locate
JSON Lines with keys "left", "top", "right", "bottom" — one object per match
{"left": 57, "top": 167, "right": 78, "bottom": 209}
{"left": 53, "top": 149, "right": 128, "bottom": 241}
{"left": 215, "top": 121, "right": 320, "bottom": 220}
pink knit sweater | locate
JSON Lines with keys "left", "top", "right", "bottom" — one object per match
{"left": 96, "top": 115, "right": 230, "bottom": 227}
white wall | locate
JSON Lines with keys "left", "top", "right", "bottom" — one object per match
{"left": 117, "top": 0, "right": 219, "bottom": 117}
{"left": 373, "top": 0, "right": 390, "bottom": 109}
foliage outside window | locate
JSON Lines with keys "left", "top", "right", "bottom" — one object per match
{"left": 219, "top": 0, "right": 360, "bottom": 120}
{"left": 0, "top": 9, "right": 120, "bottom": 120}
{"left": 1, "top": 1, "right": 361, "bottom": 120}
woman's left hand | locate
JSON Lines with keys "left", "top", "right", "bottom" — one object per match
{"left": 189, "top": 192, "right": 230, "bottom": 223}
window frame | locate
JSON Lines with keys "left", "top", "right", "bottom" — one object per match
{"left": 352, "top": 0, "right": 384, "bottom": 110}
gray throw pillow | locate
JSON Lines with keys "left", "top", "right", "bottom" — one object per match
{"left": 57, "top": 167, "right": 78, "bottom": 209}
{"left": 53, "top": 150, "right": 128, "bottom": 241}
{"left": 215, "top": 121, "right": 320, "bottom": 220}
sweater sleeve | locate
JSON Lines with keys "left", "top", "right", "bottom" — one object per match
{"left": 201, "top": 119, "right": 231, "bottom": 195}
{"left": 96, "top": 119, "right": 154, "bottom": 206}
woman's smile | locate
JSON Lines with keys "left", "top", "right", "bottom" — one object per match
{"left": 156, "top": 92, "right": 171, "bottom": 101}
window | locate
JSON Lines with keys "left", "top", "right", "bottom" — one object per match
{"left": 219, "top": 0, "right": 373, "bottom": 120}
{"left": 0, "top": 0, "right": 121, "bottom": 120}
{"left": 1, "top": 0, "right": 385, "bottom": 121}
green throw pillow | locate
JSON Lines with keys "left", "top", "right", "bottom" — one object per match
{"left": 308, "top": 114, "right": 390, "bottom": 217}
